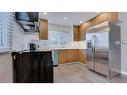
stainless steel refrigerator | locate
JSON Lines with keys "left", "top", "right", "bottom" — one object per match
{"left": 86, "top": 21, "right": 121, "bottom": 78}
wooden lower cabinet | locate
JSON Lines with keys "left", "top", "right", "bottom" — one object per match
{"left": 78, "top": 49, "right": 86, "bottom": 64}
{"left": 58, "top": 50, "right": 64, "bottom": 64}
{"left": 58, "top": 49, "right": 86, "bottom": 64}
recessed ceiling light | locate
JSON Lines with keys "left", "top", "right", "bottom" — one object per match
{"left": 43, "top": 12, "right": 47, "bottom": 15}
{"left": 80, "top": 21, "right": 83, "bottom": 23}
{"left": 64, "top": 17, "right": 67, "bottom": 20}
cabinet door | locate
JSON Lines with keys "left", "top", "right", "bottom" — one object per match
{"left": 111, "top": 12, "right": 118, "bottom": 22}
{"left": 37, "top": 53, "right": 45, "bottom": 83}
{"left": 58, "top": 50, "right": 64, "bottom": 64}
{"left": 79, "top": 25, "right": 85, "bottom": 41}
{"left": 104, "top": 12, "right": 118, "bottom": 23}
{"left": 39, "top": 19, "right": 48, "bottom": 40}
{"left": 90, "top": 18, "right": 95, "bottom": 27}
{"left": 73, "top": 26, "right": 79, "bottom": 41}
{"left": 78, "top": 50, "right": 86, "bottom": 64}
{"left": 43, "top": 52, "right": 53, "bottom": 83}
{"left": 68, "top": 49, "right": 72, "bottom": 62}
{"left": 12, "top": 52, "right": 32, "bottom": 83}
{"left": 22, "top": 53, "right": 32, "bottom": 83}
{"left": 73, "top": 50, "right": 77, "bottom": 62}
{"left": 12, "top": 53, "right": 23, "bottom": 83}
{"left": 30, "top": 53, "right": 40, "bottom": 82}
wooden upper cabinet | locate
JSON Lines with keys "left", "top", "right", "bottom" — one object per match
{"left": 99, "top": 13, "right": 107, "bottom": 23}
{"left": 95, "top": 12, "right": 118, "bottom": 25}
{"left": 78, "top": 24, "right": 86, "bottom": 40}
{"left": 111, "top": 12, "right": 118, "bottom": 22}
{"left": 73, "top": 25, "right": 79, "bottom": 41}
{"left": 76, "top": 12, "right": 118, "bottom": 41}
{"left": 89, "top": 17, "right": 96, "bottom": 26}
{"left": 80, "top": 12, "right": 118, "bottom": 31}
{"left": 73, "top": 25, "right": 86, "bottom": 41}
{"left": 39, "top": 19, "right": 48, "bottom": 40}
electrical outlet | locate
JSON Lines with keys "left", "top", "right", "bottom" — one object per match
{"left": 121, "top": 40, "right": 127, "bottom": 44}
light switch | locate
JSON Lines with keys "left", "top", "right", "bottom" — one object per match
{"left": 115, "top": 41, "right": 120, "bottom": 45}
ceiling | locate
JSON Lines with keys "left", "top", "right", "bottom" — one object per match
{"left": 39, "top": 12, "right": 99, "bottom": 26}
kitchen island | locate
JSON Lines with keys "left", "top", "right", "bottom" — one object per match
{"left": 12, "top": 50, "right": 53, "bottom": 83}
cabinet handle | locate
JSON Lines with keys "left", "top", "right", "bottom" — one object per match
{"left": 13, "top": 55, "right": 16, "bottom": 60}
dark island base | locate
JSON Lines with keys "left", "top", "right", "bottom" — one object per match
{"left": 12, "top": 51, "right": 53, "bottom": 83}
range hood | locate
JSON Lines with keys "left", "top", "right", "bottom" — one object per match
{"left": 14, "top": 12, "right": 39, "bottom": 33}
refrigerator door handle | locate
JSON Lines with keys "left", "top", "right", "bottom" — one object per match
{"left": 93, "top": 35, "right": 97, "bottom": 45}
{"left": 92, "top": 35, "right": 96, "bottom": 53}
{"left": 91, "top": 46, "right": 95, "bottom": 53}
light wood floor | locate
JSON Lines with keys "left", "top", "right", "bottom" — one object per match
{"left": 54, "top": 62, "right": 127, "bottom": 83}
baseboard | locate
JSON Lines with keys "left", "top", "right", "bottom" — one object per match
{"left": 121, "top": 71, "right": 127, "bottom": 76}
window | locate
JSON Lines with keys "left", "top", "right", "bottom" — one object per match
{"left": 0, "top": 12, "right": 13, "bottom": 52}
{"left": 48, "top": 30, "right": 71, "bottom": 47}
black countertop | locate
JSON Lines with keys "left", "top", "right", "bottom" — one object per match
{"left": 12, "top": 49, "right": 52, "bottom": 53}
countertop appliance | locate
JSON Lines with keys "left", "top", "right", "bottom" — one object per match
{"left": 86, "top": 21, "right": 121, "bottom": 78}
{"left": 29, "top": 43, "right": 39, "bottom": 51}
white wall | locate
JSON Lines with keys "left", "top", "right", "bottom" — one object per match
{"left": 0, "top": 21, "right": 23, "bottom": 83}
{"left": 48, "top": 23, "right": 72, "bottom": 32}
{"left": 24, "top": 33, "right": 39, "bottom": 49}
{"left": 0, "top": 53, "right": 12, "bottom": 82}
{"left": 12, "top": 21, "right": 25, "bottom": 51}
{"left": 118, "top": 13, "right": 127, "bottom": 75}
{"left": 12, "top": 21, "right": 39, "bottom": 50}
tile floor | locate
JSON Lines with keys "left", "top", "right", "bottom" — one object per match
{"left": 54, "top": 62, "right": 127, "bottom": 83}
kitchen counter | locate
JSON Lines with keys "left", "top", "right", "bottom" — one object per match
{"left": 51, "top": 48, "right": 86, "bottom": 50}
{"left": 12, "top": 48, "right": 53, "bottom": 53}
{"left": 36, "top": 48, "right": 86, "bottom": 51}
{"left": 52, "top": 49, "right": 86, "bottom": 65}
{"left": 12, "top": 48, "right": 86, "bottom": 53}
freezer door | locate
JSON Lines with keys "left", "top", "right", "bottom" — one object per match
{"left": 86, "top": 33, "right": 95, "bottom": 70}
{"left": 109, "top": 23, "right": 121, "bottom": 77}
{"left": 94, "top": 50, "right": 109, "bottom": 76}
{"left": 93, "top": 31, "right": 110, "bottom": 76}
{"left": 86, "top": 48, "right": 94, "bottom": 70}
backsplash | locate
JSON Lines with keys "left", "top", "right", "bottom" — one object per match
{"left": 32, "top": 40, "right": 86, "bottom": 49}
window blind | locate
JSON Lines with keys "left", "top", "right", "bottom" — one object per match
{"left": 0, "top": 12, "right": 13, "bottom": 52}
